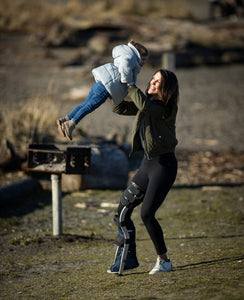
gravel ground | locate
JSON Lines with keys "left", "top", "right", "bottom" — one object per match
{"left": 0, "top": 187, "right": 243, "bottom": 299}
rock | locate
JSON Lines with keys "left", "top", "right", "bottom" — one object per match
{"left": 62, "top": 174, "right": 82, "bottom": 192}
{"left": 81, "top": 146, "right": 129, "bottom": 190}
{"left": 61, "top": 145, "right": 129, "bottom": 191}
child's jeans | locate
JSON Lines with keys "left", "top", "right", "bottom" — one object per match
{"left": 68, "top": 81, "right": 110, "bottom": 124}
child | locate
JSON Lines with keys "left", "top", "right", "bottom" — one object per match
{"left": 57, "top": 40, "right": 148, "bottom": 140}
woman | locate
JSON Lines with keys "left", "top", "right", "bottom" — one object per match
{"left": 108, "top": 69, "right": 179, "bottom": 274}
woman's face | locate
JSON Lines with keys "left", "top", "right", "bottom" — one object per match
{"left": 147, "top": 71, "right": 163, "bottom": 99}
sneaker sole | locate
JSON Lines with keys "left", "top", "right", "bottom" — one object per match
{"left": 149, "top": 268, "right": 173, "bottom": 275}
{"left": 107, "top": 269, "right": 133, "bottom": 274}
{"left": 56, "top": 120, "right": 66, "bottom": 137}
{"left": 107, "top": 265, "right": 139, "bottom": 274}
{"left": 63, "top": 124, "right": 73, "bottom": 141}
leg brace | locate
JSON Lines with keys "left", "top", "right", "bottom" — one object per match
{"left": 113, "top": 181, "right": 144, "bottom": 275}
{"left": 121, "top": 181, "right": 145, "bottom": 208}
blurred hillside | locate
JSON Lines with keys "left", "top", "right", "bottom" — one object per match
{"left": 0, "top": 0, "right": 244, "bottom": 67}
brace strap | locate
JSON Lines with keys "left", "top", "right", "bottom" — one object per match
{"left": 114, "top": 234, "right": 124, "bottom": 247}
{"left": 121, "top": 181, "right": 144, "bottom": 208}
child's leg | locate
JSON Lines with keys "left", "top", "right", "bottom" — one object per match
{"left": 67, "top": 105, "right": 83, "bottom": 121}
{"left": 69, "top": 82, "right": 110, "bottom": 125}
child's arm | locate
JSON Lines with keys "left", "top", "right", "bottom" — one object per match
{"left": 118, "top": 58, "right": 134, "bottom": 85}
{"left": 117, "top": 57, "right": 141, "bottom": 86}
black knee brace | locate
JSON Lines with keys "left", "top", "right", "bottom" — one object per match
{"left": 114, "top": 181, "right": 144, "bottom": 227}
{"left": 120, "top": 181, "right": 144, "bottom": 209}
{"left": 113, "top": 181, "right": 144, "bottom": 246}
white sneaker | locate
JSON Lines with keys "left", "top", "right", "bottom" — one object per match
{"left": 149, "top": 257, "right": 173, "bottom": 274}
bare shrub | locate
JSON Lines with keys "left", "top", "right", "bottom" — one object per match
{"left": 0, "top": 0, "right": 62, "bottom": 32}
{"left": 110, "top": 0, "right": 192, "bottom": 19}
{"left": 0, "top": 97, "right": 60, "bottom": 157}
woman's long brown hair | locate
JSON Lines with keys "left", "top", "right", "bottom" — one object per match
{"left": 146, "top": 69, "right": 179, "bottom": 120}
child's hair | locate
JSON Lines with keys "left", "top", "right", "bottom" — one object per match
{"left": 129, "top": 40, "right": 148, "bottom": 58}
{"left": 146, "top": 69, "right": 179, "bottom": 120}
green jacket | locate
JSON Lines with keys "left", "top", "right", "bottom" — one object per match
{"left": 112, "top": 85, "right": 178, "bottom": 159}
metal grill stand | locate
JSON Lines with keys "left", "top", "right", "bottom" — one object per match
{"left": 51, "top": 174, "right": 62, "bottom": 235}
{"left": 27, "top": 144, "right": 90, "bottom": 236}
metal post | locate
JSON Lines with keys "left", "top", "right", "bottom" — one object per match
{"left": 51, "top": 174, "right": 62, "bottom": 235}
{"left": 162, "top": 52, "right": 175, "bottom": 71}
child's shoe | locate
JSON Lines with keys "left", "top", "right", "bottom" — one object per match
{"left": 56, "top": 116, "right": 69, "bottom": 137}
{"left": 149, "top": 257, "right": 173, "bottom": 274}
{"left": 63, "top": 119, "right": 76, "bottom": 141}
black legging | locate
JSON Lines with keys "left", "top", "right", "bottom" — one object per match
{"left": 127, "top": 152, "right": 177, "bottom": 255}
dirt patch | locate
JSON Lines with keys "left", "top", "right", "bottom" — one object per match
{"left": 0, "top": 187, "right": 243, "bottom": 299}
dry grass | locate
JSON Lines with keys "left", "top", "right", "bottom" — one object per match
{"left": 0, "top": 186, "right": 243, "bottom": 299}
{"left": 0, "top": 0, "right": 192, "bottom": 33}
{"left": 0, "top": 0, "right": 61, "bottom": 32}
{"left": 0, "top": 97, "right": 61, "bottom": 156}
{"left": 111, "top": 0, "right": 193, "bottom": 19}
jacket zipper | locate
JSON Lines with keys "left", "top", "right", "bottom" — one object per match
{"left": 141, "top": 123, "right": 151, "bottom": 160}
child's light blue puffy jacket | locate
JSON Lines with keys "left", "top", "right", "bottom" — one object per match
{"left": 92, "top": 43, "right": 142, "bottom": 105}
